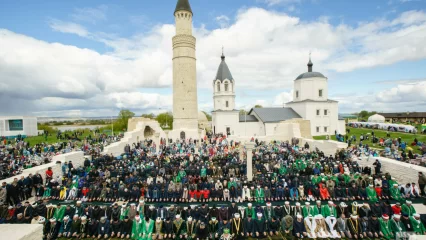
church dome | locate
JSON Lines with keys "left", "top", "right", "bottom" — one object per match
{"left": 295, "top": 56, "right": 326, "bottom": 80}
{"left": 296, "top": 72, "right": 325, "bottom": 80}
{"left": 198, "top": 111, "right": 208, "bottom": 122}
{"left": 215, "top": 54, "right": 234, "bottom": 82}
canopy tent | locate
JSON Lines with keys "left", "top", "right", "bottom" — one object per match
{"left": 368, "top": 114, "right": 385, "bottom": 123}
{"left": 348, "top": 122, "right": 417, "bottom": 133}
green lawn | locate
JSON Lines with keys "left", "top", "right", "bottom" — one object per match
{"left": 21, "top": 129, "right": 96, "bottom": 146}
{"left": 314, "top": 126, "right": 426, "bottom": 154}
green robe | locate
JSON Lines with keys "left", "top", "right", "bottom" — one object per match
{"left": 120, "top": 208, "right": 129, "bottom": 220}
{"left": 312, "top": 176, "right": 320, "bottom": 185}
{"left": 255, "top": 189, "right": 265, "bottom": 203}
{"left": 302, "top": 206, "right": 314, "bottom": 218}
{"left": 245, "top": 207, "right": 256, "bottom": 218}
{"left": 390, "top": 219, "right": 405, "bottom": 235}
{"left": 141, "top": 219, "right": 154, "bottom": 240}
{"left": 322, "top": 206, "right": 337, "bottom": 217}
{"left": 43, "top": 188, "right": 51, "bottom": 197}
{"left": 132, "top": 220, "right": 144, "bottom": 240}
{"left": 366, "top": 187, "right": 378, "bottom": 202}
{"left": 410, "top": 217, "right": 426, "bottom": 234}
{"left": 54, "top": 206, "right": 66, "bottom": 222}
{"left": 312, "top": 205, "right": 322, "bottom": 216}
{"left": 379, "top": 218, "right": 393, "bottom": 239}
{"left": 200, "top": 168, "right": 206, "bottom": 177}
{"left": 227, "top": 181, "right": 237, "bottom": 189}
{"left": 401, "top": 204, "right": 416, "bottom": 216}
{"left": 390, "top": 187, "right": 403, "bottom": 201}
{"left": 343, "top": 175, "right": 351, "bottom": 184}
{"left": 279, "top": 165, "right": 287, "bottom": 175}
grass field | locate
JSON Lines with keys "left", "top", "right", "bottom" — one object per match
{"left": 314, "top": 126, "right": 426, "bottom": 154}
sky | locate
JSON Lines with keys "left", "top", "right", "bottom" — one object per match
{"left": 0, "top": 0, "right": 426, "bottom": 117}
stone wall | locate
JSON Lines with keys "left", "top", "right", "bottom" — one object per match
{"left": 356, "top": 155, "right": 425, "bottom": 184}
{"left": 3, "top": 151, "right": 84, "bottom": 184}
{"left": 0, "top": 224, "right": 43, "bottom": 240}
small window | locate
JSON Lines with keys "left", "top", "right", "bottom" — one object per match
{"left": 217, "top": 82, "right": 220, "bottom": 92}
{"left": 324, "top": 109, "right": 328, "bottom": 116}
{"left": 296, "top": 91, "right": 299, "bottom": 98}
{"left": 324, "top": 127, "right": 328, "bottom": 132}
{"left": 319, "top": 89, "right": 323, "bottom": 97}
{"left": 225, "top": 82, "right": 229, "bottom": 91}
{"left": 316, "top": 109, "right": 320, "bottom": 116}
{"left": 226, "top": 101, "right": 229, "bottom": 108}
{"left": 316, "top": 127, "right": 320, "bottom": 133}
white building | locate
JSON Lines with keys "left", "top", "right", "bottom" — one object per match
{"left": 212, "top": 55, "right": 346, "bottom": 138}
{"left": 0, "top": 116, "right": 38, "bottom": 137}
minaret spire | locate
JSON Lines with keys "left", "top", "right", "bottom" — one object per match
{"left": 221, "top": 46, "right": 225, "bottom": 60}
{"left": 308, "top": 51, "right": 313, "bottom": 72}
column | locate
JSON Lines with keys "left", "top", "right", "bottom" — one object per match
{"left": 245, "top": 142, "right": 256, "bottom": 181}
{"left": 154, "top": 133, "right": 160, "bottom": 154}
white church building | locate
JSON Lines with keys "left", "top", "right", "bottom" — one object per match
{"left": 212, "top": 54, "right": 346, "bottom": 137}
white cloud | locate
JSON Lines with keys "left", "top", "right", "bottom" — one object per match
{"left": 215, "top": 15, "right": 230, "bottom": 28}
{"left": 48, "top": 20, "right": 89, "bottom": 37}
{"left": 274, "top": 90, "right": 294, "bottom": 106}
{"left": 260, "top": 0, "right": 301, "bottom": 7}
{"left": 71, "top": 5, "right": 108, "bottom": 24}
{"left": 2, "top": 8, "right": 426, "bottom": 116}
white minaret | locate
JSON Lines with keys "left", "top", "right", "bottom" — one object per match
{"left": 172, "top": 0, "right": 198, "bottom": 132}
{"left": 213, "top": 50, "right": 235, "bottom": 111}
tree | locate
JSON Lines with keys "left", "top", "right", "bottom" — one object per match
{"left": 156, "top": 112, "right": 173, "bottom": 129}
{"left": 254, "top": 105, "right": 263, "bottom": 108}
{"left": 358, "top": 110, "right": 378, "bottom": 120}
{"left": 202, "top": 111, "right": 212, "bottom": 121}
{"left": 239, "top": 109, "right": 247, "bottom": 115}
{"left": 115, "top": 109, "right": 135, "bottom": 131}
{"left": 141, "top": 113, "right": 155, "bottom": 119}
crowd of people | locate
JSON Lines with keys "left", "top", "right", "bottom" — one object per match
{"left": 0, "top": 135, "right": 425, "bottom": 239}
{"left": 0, "top": 131, "right": 122, "bottom": 180}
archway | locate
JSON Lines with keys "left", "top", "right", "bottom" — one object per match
{"left": 144, "top": 126, "right": 155, "bottom": 138}
{"left": 180, "top": 131, "right": 185, "bottom": 140}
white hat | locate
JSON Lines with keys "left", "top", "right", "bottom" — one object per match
{"left": 187, "top": 217, "right": 193, "bottom": 221}
{"left": 305, "top": 202, "right": 310, "bottom": 206}
{"left": 393, "top": 214, "right": 401, "bottom": 219}
{"left": 257, "top": 212, "right": 263, "bottom": 217}
{"left": 76, "top": 201, "right": 82, "bottom": 204}
{"left": 266, "top": 202, "right": 271, "bottom": 206}
{"left": 296, "top": 202, "right": 301, "bottom": 206}
{"left": 234, "top": 213, "right": 240, "bottom": 218}
{"left": 406, "top": 200, "right": 412, "bottom": 204}
{"left": 248, "top": 203, "right": 252, "bottom": 207}
{"left": 315, "top": 214, "right": 323, "bottom": 219}
{"left": 296, "top": 214, "right": 303, "bottom": 219}
{"left": 130, "top": 203, "right": 136, "bottom": 206}
{"left": 328, "top": 201, "right": 333, "bottom": 205}
{"left": 285, "top": 201, "right": 290, "bottom": 205}
{"left": 49, "top": 217, "right": 56, "bottom": 222}
{"left": 176, "top": 215, "right": 181, "bottom": 219}
{"left": 369, "top": 177, "right": 373, "bottom": 180}
{"left": 340, "top": 202, "right": 347, "bottom": 207}
{"left": 414, "top": 214, "right": 420, "bottom": 218}
{"left": 37, "top": 217, "right": 45, "bottom": 224}
{"left": 63, "top": 215, "right": 70, "bottom": 220}
{"left": 316, "top": 200, "right": 321, "bottom": 203}
{"left": 393, "top": 184, "right": 398, "bottom": 187}
{"left": 351, "top": 214, "right": 358, "bottom": 219}
{"left": 81, "top": 216, "right": 87, "bottom": 220}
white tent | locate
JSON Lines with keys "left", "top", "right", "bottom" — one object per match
{"left": 368, "top": 114, "right": 385, "bottom": 123}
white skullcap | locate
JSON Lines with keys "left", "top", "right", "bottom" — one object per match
{"left": 305, "top": 202, "right": 310, "bottom": 206}
{"left": 296, "top": 202, "right": 301, "bottom": 206}
{"left": 393, "top": 214, "right": 401, "bottom": 219}
{"left": 248, "top": 203, "right": 252, "bottom": 207}
{"left": 266, "top": 202, "right": 271, "bottom": 206}
{"left": 296, "top": 214, "right": 303, "bottom": 219}
{"left": 63, "top": 215, "right": 70, "bottom": 220}
{"left": 257, "top": 212, "right": 263, "bottom": 217}
{"left": 285, "top": 201, "right": 290, "bottom": 205}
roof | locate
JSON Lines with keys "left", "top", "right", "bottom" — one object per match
{"left": 239, "top": 115, "right": 259, "bottom": 122}
{"left": 295, "top": 72, "right": 326, "bottom": 80}
{"left": 287, "top": 99, "right": 338, "bottom": 104}
{"left": 379, "top": 112, "right": 426, "bottom": 118}
{"left": 215, "top": 55, "right": 233, "bottom": 82}
{"left": 248, "top": 107, "right": 301, "bottom": 123}
{"left": 174, "top": 0, "right": 192, "bottom": 14}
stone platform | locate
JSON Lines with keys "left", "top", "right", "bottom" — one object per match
{"left": 0, "top": 224, "right": 43, "bottom": 240}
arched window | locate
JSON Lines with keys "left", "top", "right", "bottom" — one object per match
{"left": 217, "top": 82, "right": 220, "bottom": 92}
{"left": 225, "top": 82, "right": 229, "bottom": 91}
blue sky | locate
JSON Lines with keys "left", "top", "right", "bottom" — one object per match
{"left": 0, "top": 0, "right": 426, "bottom": 117}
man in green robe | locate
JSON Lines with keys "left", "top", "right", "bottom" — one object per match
{"left": 173, "top": 215, "right": 186, "bottom": 239}
{"left": 302, "top": 202, "right": 313, "bottom": 218}
{"left": 227, "top": 178, "right": 237, "bottom": 189}
{"left": 200, "top": 166, "right": 206, "bottom": 178}
{"left": 255, "top": 185, "right": 265, "bottom": 203}
{"left": 366, "top": 185, "right": 378, "bottom": 202}
{"left": 401, "top": 200, "right": 416, "bottom": 216}
{"left": 54, "top": 205, "right": 66, "bottom": 222}
{"left": 132, "top": 216, "right": 144, "bottom": 239}
{"left": 74, "top": 201, "right": 84, "bottom": 217}
{"left": 390, "top": 184, "right": 403, "bottom": 201}
{"left": 410, "top": 214, "right": 426, "bottom": 234}
{"left": 390, "top": 214, "right": 406, "bottom": 238}
{"left": 245, "top": 203, "right": 256, "bottom": 218}
{"left": 379, "top": 214, "right": 393, "bottom": 239}
{"left": 141, "top": 217, "right": 154, "bottom": 240}
{"left": 120, "top": 204, "right": 129, "bottom": 220}
{"left": 322, "top": 201, "right": 337, "bottom": 217}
